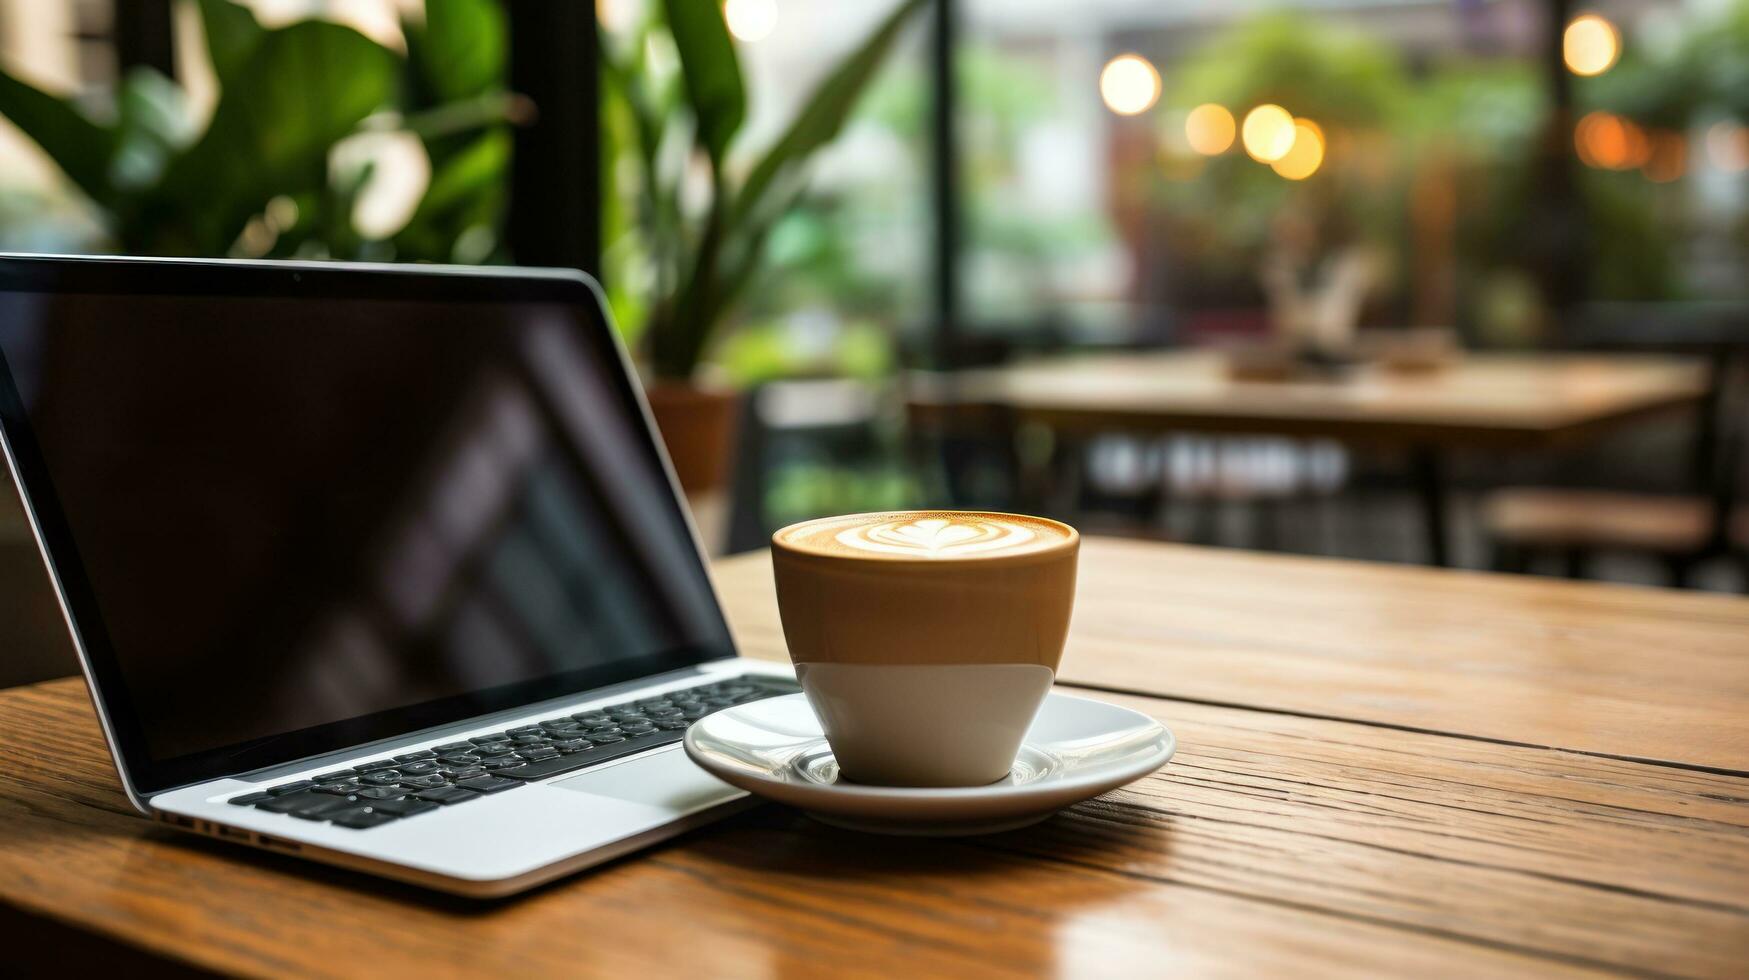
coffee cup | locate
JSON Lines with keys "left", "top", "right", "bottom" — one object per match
{"left": 770, "top": 510, "right": 1079, "bottom": 786}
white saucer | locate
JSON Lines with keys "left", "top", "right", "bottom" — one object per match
{"left": 683, "top": 692, "right": 1175, "bottom": 836}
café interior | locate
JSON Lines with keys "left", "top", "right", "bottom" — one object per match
{"left": 0, "top": 1, "right": 1746, "bottom": 974}
{"left": 7, "top": 0, "right": 1745, "bottom": 690}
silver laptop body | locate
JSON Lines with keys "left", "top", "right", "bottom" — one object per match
{"left": 0, "top": 254, "right": 792, "bottom": 896}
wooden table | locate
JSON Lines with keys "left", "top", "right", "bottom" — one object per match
{"left": 910, "top": 351, "right": 1709, "bottom": 566}
{"left": 2, "top": 539, "right": 1746, "bottom": 976}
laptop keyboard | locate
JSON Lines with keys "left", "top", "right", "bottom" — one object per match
{"left": 221, "top": 676, "right": 794, "bottom": 830}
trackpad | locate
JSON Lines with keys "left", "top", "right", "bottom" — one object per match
{"left": 552, "top": 749, "right": 743, "bottom": 813}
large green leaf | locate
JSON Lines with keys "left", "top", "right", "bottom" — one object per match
{"left": 734, "top": 0, "right": 925, "bottom": 224}
{"left": 660, "top": 0, "right": 745, "bottom": 164}
{"left": 145, "top": 20, "right": 397, "bottom": 254}
{"left": 394, "top": 128, "right": 508, "bottom": 261}
{"left": 197, "top": 0, "right": 265, "bottom": 83}
{"left": 0, "top": 67, "right": 117, "bottom": 205}
{"left": 110, "top": 68, "right": 194, "bottom": 192}
{"left": 413, "top": 129, "right": 508, "bottom": 221}
{"left": 402, "top": 0, "right": 506, "bottom": 230}
{"left": 407, "top": 0, "right": 505, "bottom": 104}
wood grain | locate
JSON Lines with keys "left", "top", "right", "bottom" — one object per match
{"left": 0, "top": 677, "right": 1744, "bottom": 977}
{"left": 712, "top": 539, "right": 1749, "bottom": 772}
{"left": 908, "top": 351, "right": 1708, "bottom": 447}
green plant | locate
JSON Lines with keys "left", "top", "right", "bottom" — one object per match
{"left": 1584, "top": 0, "right": 1749, "bottom": 129}
{"left": 0, "top": 0, "right": 510, "bottom": 261}
{"left": 599, "top": 0, "right": 928, "bottom": 381}
{"left": 1154, "top": 14, "right": 1410, "bottom": 286}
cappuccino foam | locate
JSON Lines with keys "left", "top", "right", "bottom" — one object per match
{"left": 775, "top": 511, "right": 1074, "bottom": 561}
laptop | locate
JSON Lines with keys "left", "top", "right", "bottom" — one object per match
{"left": 0, "top": 254, "right": 797, "bottom": 897}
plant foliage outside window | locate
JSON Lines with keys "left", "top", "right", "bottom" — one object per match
{"left": 599, "top": 0, "right": 927, "bottom": 381}
{"left": 0, "top": 0, "right": 513, "bottom": 264}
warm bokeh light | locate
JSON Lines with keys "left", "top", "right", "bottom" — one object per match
{"left": 1184, "top": 104, "right": 1237, "bottom": 155}
{"left": 1271, "top": 119, "right": 1326, "bottom": 180}
{"left": 1563, "top": 14, "right": 1620, "bottom": 77}
{"left": 1642, "top": 131, "right": 1686, "bottom": 183}
{"left": 334, "top": 131, "right": 430, "bottom": 239}
{"left": 1575, "top": 111, "right": 1649, "bottom": 170}
{"left": 1099, "top": 54, "right": 1161, "bottom": 116}
{"left": 1707, "top": 121, "right": 1749, "bottom": 173}
{"left": 724, "top": 0, "right": 778, "bottom": 43}
{"left": 1241, "top": 104, "right": 1296, "bottom": 162}
{"left": 597, "top": 0, "right": 637, "bottom": 34}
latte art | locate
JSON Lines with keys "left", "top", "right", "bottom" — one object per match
{"left": 836, "top": 518, "right": 1036, "bottom": 557}
{"left": 775, "top": 510, "right": 1073, "bottom": 561}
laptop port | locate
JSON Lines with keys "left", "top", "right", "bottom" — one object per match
{"left": 257, "top": 835, "right": 302, "bottom": 853}
{"left": 215, "top": 825, "right": 251, "bottom": 841}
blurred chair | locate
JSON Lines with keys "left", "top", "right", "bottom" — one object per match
{"left": 902, "top": 387, "right": 1022, "bottom": 513}
{"left": 1077, "top": 434, "right": 1348, "bottom": 548}
{"left": 1485, "top": 341, "right": 1748, "bottom": 589}
{"left": 725, "top": 379, "right": 888, "bottom": 553}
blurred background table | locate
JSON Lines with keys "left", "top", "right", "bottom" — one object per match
{"left": 1, "top": 538, "right": 1744, "bottom": 976}
{"left": 911, "top": 351, "right": 1709, "bottom": 566}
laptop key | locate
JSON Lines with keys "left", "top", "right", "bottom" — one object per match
{"left": 397, "top": 760, "right": 442, "bottom": 775}
{"left": 411, "top": 786, "right": 480, "bottom": 805}
{"left": 359, "top": 770, "right": 404, "bottom": 786}
{"left": 398, "top": 774, "right": 447, "bottom": 790}
{"left": 481, "top": 758, "right": 526, "bottom": 772}
{"left": 228, "top": 791, "right": 273, "bottom": 806}
{"left": 353, "top": 786, "right": 405, "bottom": 801}
{"left": 313, "top": 770, "right": 358, "bottom": 783}
{"left": 354, "top": 759, "right": 399, "bottom": 772}
{"left": 395, "top": 750, "right": 436, "bottom": 761}
{"left": 455, "top": 775, "right": 523, "bottom": 794}
{"left": 494, "top": 721, "right": 716, "bottom": 783}
{"left": 288, "top": 798, "right": 359, "bottom": 821}
{"left": 367, "top": 797, "right": 439, "bottom": 817}
{"left": 494, "top": 751, "right": 606, "bottom": 782}
{"left": 312, "top": 781, "right": 364, "bottom": 796}
{"left": 330, "top": 809, "right": 399, "bottom": 829}
{"left": 474, "top": 743, "right": 513, "bottom": 757}
{"left": 268, "top": 780, "right": 316, "bottom": 796}
{"left": 258, "top": 792, "right": 351, "bottom": 817}
{"left": 434, "top": 742, "right": 473, "bottom": 753}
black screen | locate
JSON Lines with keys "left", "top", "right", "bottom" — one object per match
{"left": 0, "top": 268, "right": 732, "bottom": 791}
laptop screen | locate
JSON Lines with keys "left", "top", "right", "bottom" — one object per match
{"left": 0, "top": 261, "right": 734, "bottom": 793}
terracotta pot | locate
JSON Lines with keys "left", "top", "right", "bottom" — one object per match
{"left": 642, "top": 381, "right": 740, "bottom": 494}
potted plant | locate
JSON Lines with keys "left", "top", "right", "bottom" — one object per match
{"left": 599, "top": 0, "right": 926, "bottom": 499}
{"left": 0, "top": 0, "right": 513, "bottom": 261}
